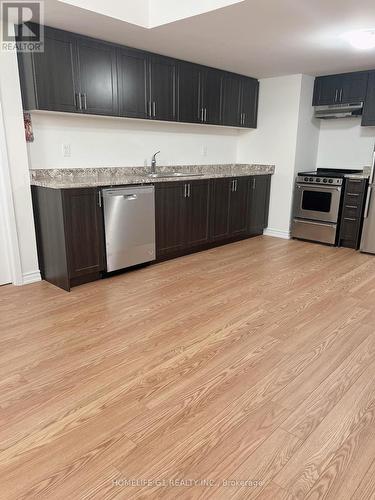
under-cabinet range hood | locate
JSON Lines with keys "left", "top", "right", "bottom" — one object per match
{"left": 314, "top": 102, "right": 363, "bottom": 119}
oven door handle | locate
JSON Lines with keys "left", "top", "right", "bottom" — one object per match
{"left": 296, "top": 183, "right": 341, "bottom": 191}
{"left": 293, "top": 219, "right": 336, "bottom": 228}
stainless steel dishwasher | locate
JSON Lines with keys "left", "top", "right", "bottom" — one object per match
{"left": 102, "top": 185, "right": 155, "bottom": 272}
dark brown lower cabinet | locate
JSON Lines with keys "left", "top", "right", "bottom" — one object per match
{"left": 32, "top": 186, "right": 105, "bottom": 291}
{"left": 338, "top": 178, "right": 367, "bottom": 249}
{"left": 229, "top": 177, "right": 249, "bottom": 236}
{"left": 209, "top": 178, "right": 231, "bottom": 241}
{"left": 248, "top": 175, "right": 272, "bottom": 235}
{"left": 32, "top": 176, "right": 271, "bottom": 290}
{"left": 156, "top": 175, "right": 272, "bottom": 260}
{"left": 155, "top": 180, "right": 210, "bottom": 259}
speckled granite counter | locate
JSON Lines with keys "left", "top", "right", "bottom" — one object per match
{"left": 30, "top": 164, "right": 275, "bottom": 189}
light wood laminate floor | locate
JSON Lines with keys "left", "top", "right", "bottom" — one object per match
{"left": 1, "top": 236, "right": 375, "bottom": 499}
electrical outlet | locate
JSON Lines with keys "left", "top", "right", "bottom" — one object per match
{"left": 62, "top": 144, "right": 71, "bottom": 157}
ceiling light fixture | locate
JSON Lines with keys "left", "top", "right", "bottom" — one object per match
{"left": 341, "top": 29, "right": 375, "bottom": 50}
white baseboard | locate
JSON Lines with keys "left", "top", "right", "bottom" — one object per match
{"left": 263, "top": 228, "right": 291, "bottom": 240}
{"left": 21, "top": 270, "right": 42, "bottom": 285}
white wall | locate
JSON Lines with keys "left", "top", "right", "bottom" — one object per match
{"left": 237, "top": 74, "right": 304, "bottom": 237}
{"left": 294, "top": 75, "right": 320, "bottom": 175}
{"left": 317, "top": 119, "right": 375, "bottom": 169}
{"left": 0, "top": 26, "right": 40, "bottom": 285}
{"left": 27, "top": 112, "right": 239, "bottom": 169}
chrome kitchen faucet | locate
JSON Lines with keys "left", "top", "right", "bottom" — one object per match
{"left": 151, "top": 151, "right": 160, "bottom": 174}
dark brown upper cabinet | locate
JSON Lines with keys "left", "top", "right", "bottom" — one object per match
{"left": 18, "top": 23, "right": 259, "bottom": 128}
{"left": 177, "top": 64, "right": 223, "bottom": 126}
{"left": 221, "top": 73, "right": 241, "bottom": 126}
{"left": 313, "top": 72, "right": 369, "bottom": 106}
{"left": 362, "top": 71, "right": 375, "bottom": 126}
{"left": 221, "top": 74, "right": 259, "bottom": 128}
{"left": 177, "top": 62, "right": 201, "bottom": 124}
{"left": 19, "top": 26, "right": 77, "bottom": 112}
{"left": 149, "top": 55, "right": 176, "bottom": 121}
{"left": 75, "top": 37, "right": 118, "bottom": 116}
{"left": 200, "top": 68, "right": 222, "bottom": 125}
{"left": 117, "top": 48, "right": 148, "bottom": 119}
{"left": 240, "top": 78, "right": 259, "bottom": 128}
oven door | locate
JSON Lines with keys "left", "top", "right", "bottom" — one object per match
{"left": 294, "top": 183, "right": 342, "bottom": 222}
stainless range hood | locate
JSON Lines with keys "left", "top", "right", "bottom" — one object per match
{"left": 314, "top": 102, "right": 363, "bottom": 119}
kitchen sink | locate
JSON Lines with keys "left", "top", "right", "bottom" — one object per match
{"left": 147, "top": 172, "right": 201, "bottom": 178}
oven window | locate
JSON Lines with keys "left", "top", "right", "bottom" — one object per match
{"left": 302, "top": 190, "right": 332, "bottom": 212}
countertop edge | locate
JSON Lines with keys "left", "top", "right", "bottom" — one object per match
{"left": 30, "top": 167, "right": 275, "bottom": 190}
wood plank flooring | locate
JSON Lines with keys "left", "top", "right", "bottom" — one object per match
{"left": 1, "top": 236, "right": 375, "bottom": 499}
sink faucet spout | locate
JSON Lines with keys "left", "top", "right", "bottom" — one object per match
{"left": 151, "top": 151, "right": 160, "bottom": 174}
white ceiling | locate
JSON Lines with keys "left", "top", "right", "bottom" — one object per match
{"left": 43, "top": 0, "right": 375, "bottom": 78}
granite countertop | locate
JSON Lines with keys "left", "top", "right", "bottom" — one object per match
{"left": 30, "top": 164, "right": 275, "bottom": 189}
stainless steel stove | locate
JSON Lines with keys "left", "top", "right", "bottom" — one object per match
{"left": 291, "top": 168, "right": 362, "bottom": 245}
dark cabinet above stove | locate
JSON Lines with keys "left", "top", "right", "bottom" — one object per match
{"left": 313, "top": 72, "right": 369, "bottom": 106}
{"left": 312, "top": 69, "right": 375, "bottom": 126}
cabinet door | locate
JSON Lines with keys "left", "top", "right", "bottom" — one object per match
{"left": 149, "top": 56, "right": 176, "bottom": 121}
{"left": 229, "top": 177, "right": 249, "bottom": 236}
{"left": 117, "top": 48, "right": 148, "bottom": 119}
{"left": 201, "top": 68, "right": 222, "bottom": 125}
{"left": 32, "top": 27, "right": 78, "bottom": 112}
{"left": 76, "top": 38, "right": 118, "bottom": 115}
{"left": 209, "top": 178, "right": 231, "bottom": 241}
{"left": 340, "top": 72, "right": 368, "bottom": 103}
{"left": 248, "top": 176, "right": 271, "bottom": 235}
{"left": 155, "top": 183, "right": 186, "bottom": 258}
{"left": 177, "top": 62, "right": 201, "bottom": 123}
{"left": 241, "top": 78, "right": 259, "bottom": 128}
{"left": 63, "top": 188, "right": 105, "bottom": 278}
{"left": 221, "top": 73, "right": 241, "bottom": 126}
{"left": 185, "top": 180, "right": 210, "bottom": 248}
{"left": 362, "top": 72, "right": 375, "bottom": 126}
{"left": 312, "top": 76, "right": 341, "bottom": 106}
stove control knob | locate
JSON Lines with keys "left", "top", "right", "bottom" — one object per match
{"left": 316, "top": 178, "right": 321, "bottom": 182}
{"left": 309, "top": 177, "right": 314, "bottom": 182}
{"left": 304, "top": 177, "right": 309, "bottom": 182}
{"left": 323, "top": 178, "right": 327, "bottom": 183}
{"left": 328, "top": 179, "right": 333, "bottom": 184}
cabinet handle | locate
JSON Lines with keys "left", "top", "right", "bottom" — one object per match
{"left": 75, "top": 93, "right": 81, "bottom": 110}
{"left": 153, "top": 101, "right": 156, "bottom": 117}
{"left": 234, "top": 179, "right": 238, "bottom": 191}
{"left": 345, "top": 205, "right": 358, "bottom": 209}
{"left": 188, "top": 183, "right": 191, "bottom": 197}
{"left": 347, "top": 193, "right": 359, "bottom": 197}
{"left": 344, "top": 217, "right": 356, "bottom": 221}
{"left": 253, "top": 178, "right": 256, "bottom": 190}
{"left": 339, "top": 88, "right": 343, "bottom": 102}
{"left": 184, "top": 184, "right": 188, "bottom": 198}
{"left": 200, "top": 108, "right": 204, "bottom": 122}
{"left": 76, "top": 93, "right": 82, "bottom": 110}
{"left": 82, "top": 93, "right": 87, "bottom": 110}
{"left": 98, "top": 191, "right": 102, "bottom": 208}
{"left": 335, "top": 89, "right": 338, "bottom": 102}
{"left": 147, "top": 101, "right": 152, "bottom": 117}
{"left": 204, "top": 108, "right": 207, "bottom": 123}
